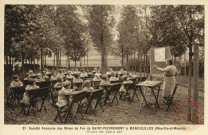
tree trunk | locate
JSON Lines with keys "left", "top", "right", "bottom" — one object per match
{"left": 33, "top": 59, "right": 35, "bottom": 71}
{"left": 67, "top": 54, "right": 69, "bottom": 69}
{"left": 22, "top": 53, "right": 25, "bottom": 73}
{"left": 60, "top": 50, "right": 61, "bottom": 68}
{"left": 45, "top": 54, "right": 47, "bottom": 67}
{"left": 87, "top": 49, "right": 89, "bottom": 69}
{"left": 179, "top": 56, "right": 182, "bottom": 75}
{"left": 146, "top": 54, "right": 148, "bottom": 76}
{"left": 33, "top": 53, "right": 35, "bottom": 71}
{"left": 41, "top": 48, "right": 43, "bottom": 71}
{"left": 184, "top": 53, "right": 187, "bottom": 77}
{"left": 56, "top": 50, "right": 59, "bottom": 70}
{"left": 53, "top": 52, "right": 56, "bottom": 70}
{"left": 9, "top": 54, "right": 11, "bottom": 65}
{"left": 134, "top": 51, "right": 136, "bottom": 74}
{"left": 101, "top": 31, "right": 107, "bottom": 74}
{"left": 121, "top": 47, "right": 124, "bottom": 68}
{"left": 68, "top": 55, "right": 70, "bottom": 68}
{"left": 66, "top": 59, "right": 67, "bottom": 68}
{"left": 42, "top": 52, "right": 44, "bottom": 69}
{"left": 192, "top": 43, "right": 199, "bottom": 124}
{"left": 138, "top": 52, "right": 142, "bottom": 77}
{"left": 80, "top": 59, "right": 82, "bottom": 68}
{"left": 101, "top": 48, "right": 107, "bottom": 74}
{"left": 139, "top": 57, "right": 142, "bottom": 77}
{"left": 105, "top": 53, "right": 108, "bottom": 69}
{"left": 5, "top": 52, "right": 8, "bottom": 66}
{"left": 126, "top": 54, "right": 129, "bottom": 72}
{"left": 143, "top": 54, "right": 146, "bottom": 76}
{"left": 84, "top": 55, "right": 86, "bottom": 68}
{"left": 188, "top": 45, "right": 193, "bottom": 121}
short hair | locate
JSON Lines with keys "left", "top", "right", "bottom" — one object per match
{"left": 57, "top": 78, "right": 62, "bottom": 82}
{"left": 122, "top": 76, "right": 127, "bottom": 81}
{"left": 167, "top": 59, "right": 173, "bottom": 65}
{"left": 73, "top": 73, "right": 79, "bottom": 78}
{"left": 63, "top": 81, "right": 71, "bottom": 88}
{"left": 29, "top": 70, "right": 33, "bottom": 73}
{"left": 82, "top": 80, "right": 91, "bottom": 88}
{"left": 12, "top": 75, "right": 19, "bottom": 80}
{"left": 101, "top": 74, "right": 108, "bottom": 80}
{"left": 28, "top": 78, "right": 35, "bottom": 85}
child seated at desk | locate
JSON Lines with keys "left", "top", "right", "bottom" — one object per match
{"left": 10, "top": 75, "right": 23, "bottom": 88}
{"left": 93, "top": 74, "right": 101, "bottom": 81}
{"left": 42, "top": 71, "right": 49, "bottom": 81}
{"left": 118, "top": 68, "right": 124, "bottom": 75}
{"left": 129, "top": 73, "right": 137, "bottom": 78}
{"left": 8, "top": 75, "right": 24, "bottom": 102}
{"left": 66, "top": 71, "right": 75, "bottom": 79}
{"left": 106, "top": 68, "right": 112, "bottom": 76}
{"left": 119, "top": 76, "right": 133, "bottom": 101}
{"left": 109, "top": 72, "right": 119, "bottom": 81}
{"left": 50, "top": 71, "right": 57, "bottom": 81}
{"left": 80, "top": 70, "right": 88, "bottom": 78}
{"left": 56, "top": 81, "right": 73, "bottom": 108}
{"left": 35, "top": 73, "right": 45, "bottom": 82}
{"left": 28, "top": 70, "right": 35, "bottom": 77}
{"left": 73, "top": 74, "right": 83, "bottom": 90}
{"left": 73, "top": 74, "right": 83, "bottom": 82}
{"left": 82, "top": 80, "right": 94, "bottom": 92}
{"left": 23, "top": 70, "right": 34, "bottom": 80}
{"left": 99, "top": 74, "right": 110, "bottom": 97}
{"left": 100, "top": 74, "right": 110, "bottom": 86}
{"left": 56, "top": 70, "right": 65, "bottom": 80}
{"left": 95, "top": 69, "right": 102, "bottom": 78}
{"left": 92, "top": 67, "right": 98, "bottom": 74}
{"left": 54, "top": 78, "right": 64, "bottom": 89}
{"left": 20, "top": 79, "right": 40, "bottom": 108}
{"left": 81, "top": 80, "right": 96, "bottom": 108}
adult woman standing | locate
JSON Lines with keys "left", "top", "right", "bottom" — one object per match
{"left": 154, "top": 59, "right": 178, "bottom": 98}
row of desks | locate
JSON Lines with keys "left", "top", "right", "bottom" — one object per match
{"left": 100, "top": 80, "right": 163, "bottom": 111}
{"left": 11, "top": 77, "right": 163, "bottom": 113}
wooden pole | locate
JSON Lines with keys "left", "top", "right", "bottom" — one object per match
{"left": 192, "top": 43, "right": 199, "bottom": 124}
{"left": 84, "top": 55, "right": 86, "bottom": 68}
{"left": 59, "top": 50, "right": 61, "bottom": 68}
{"left": 53, "top": 52, "right": 55, "bottom": 70}
{"left": 134, "top": 51, "right": 136, "bottom": 74}
{"left": 184, "top": 53, "right": 187, "bottom": 77}
{"left": 80, "top": 58, "right": 82, "bottom": 68}
{"left": 143, "top": 54, "right": 146, "bottom": 76}
{"left": 188, "top": 46, "right": 193, "bottom": 121}
{"left": 87, "top": 49, "right": 89, "bottom": 69}
{"left": 41, "top": 48, "right": 43, "bottom": 71}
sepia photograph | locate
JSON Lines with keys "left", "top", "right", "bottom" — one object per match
{"left": 3, "top": 2, "right": 205, "bottom": 131}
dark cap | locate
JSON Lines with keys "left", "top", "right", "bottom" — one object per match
{"left": 12, "top": 75, "right": 19, "bottom": 79}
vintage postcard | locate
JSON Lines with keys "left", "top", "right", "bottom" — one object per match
{"left": 0, "top": 0, "right": 207, "bottom": 135}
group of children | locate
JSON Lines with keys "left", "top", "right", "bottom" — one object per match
{"left": 9, "top": 67, "right": 138, "bottom": 113}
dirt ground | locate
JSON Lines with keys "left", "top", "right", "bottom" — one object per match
{"left": 4, "top": 85, "right": 204, "bottom": 125}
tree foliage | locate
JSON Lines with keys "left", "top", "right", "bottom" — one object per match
{"left": 55, "top": 5, "right": 87, "bottom": 66}
{"left": 149, "top": 5, "right": 204, "bottom": 57}
{"left": 85, "top": 5, "right": 115, "bottom": 73}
